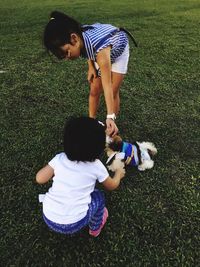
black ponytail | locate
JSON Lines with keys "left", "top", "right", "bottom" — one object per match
{"left": 43, "top": 11, "right": 82, "bottom": 59}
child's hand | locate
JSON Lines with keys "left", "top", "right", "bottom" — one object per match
{"left": 106, "top": 118, "right": 118, "bottom": 137}
{"left": 115, "top": 168, "right": 125, "bottom": 179}
{"left": 87, "top": 67, "right": 97, "bottom": 83}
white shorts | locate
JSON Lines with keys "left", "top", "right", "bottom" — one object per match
{"left": 95, "top": 43, "right": 130, "bottom": 75}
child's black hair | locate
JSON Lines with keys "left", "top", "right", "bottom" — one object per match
{"left": 63, "top": 116, "right": 106, "bottom": 162}
{"left": 43, "top": 11, "right": 82, "bottom": 59}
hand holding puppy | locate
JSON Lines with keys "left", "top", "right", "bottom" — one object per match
{"left": 115, "top": 167, "right": 126, "bottom": 180}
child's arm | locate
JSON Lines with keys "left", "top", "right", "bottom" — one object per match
{"left": 102, "top": 169, "right": 125, "bottom": 191}
{"left": 96, "top": 46, "right": 113, "bottom": 114}
{"left": 96, "top": 47, "right": 118, "bottom": 136}
{"left": 36, "top": 164, "right": 54, "bottom": 184}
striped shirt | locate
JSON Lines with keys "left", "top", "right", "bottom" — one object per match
{"left": 81, "top": 23, "right": 128, "bottom": 64}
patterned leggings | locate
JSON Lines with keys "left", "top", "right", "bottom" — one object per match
{"left": 43, "top": 189, "right": 105, "bottom": 234}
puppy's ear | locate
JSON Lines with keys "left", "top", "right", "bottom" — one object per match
{"left": 105, "top": 147, "right": 114, "bottom": 157}
{"left": 113, "top": 135, "right": 122, "bottom": 142}
{"left": 109, "top": 140, "right": 123, "bottom": 152}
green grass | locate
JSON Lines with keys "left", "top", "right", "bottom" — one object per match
{"left": 0, "top": 0, "right": 200, "bottom": 266}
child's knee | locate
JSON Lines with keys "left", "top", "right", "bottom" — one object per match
{"left": 90, "top": 86, "right": 102, "bottom": 98}
{"left": 89, "top": 79, "right": 102, "bottom": 97}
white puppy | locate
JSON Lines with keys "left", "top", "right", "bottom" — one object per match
{"left": 106, "top": 136, "right": 157, "bottom": 172}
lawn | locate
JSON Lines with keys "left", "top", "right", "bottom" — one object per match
{"left": 0, "top": 0, "right": 200, "bottom": 266}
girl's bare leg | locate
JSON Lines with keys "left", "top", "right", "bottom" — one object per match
{"left": 89, "top": 77, "right": 102, "bottom": 118}
{"left": 89, "top": 73, "right": 124, "bottom": 118}
{"left": 111, "top": 72, "right": 125, "bottom": 115}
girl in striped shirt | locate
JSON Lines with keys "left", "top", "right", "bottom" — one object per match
{"left": 43, "top": 11, "right": 136, "bottom": 136}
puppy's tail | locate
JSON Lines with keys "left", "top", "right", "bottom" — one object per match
{"left": 138, "top": 142, "right": 157, "bottom": 156}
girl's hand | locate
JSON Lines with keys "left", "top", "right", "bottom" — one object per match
{"left": 87, "top": 65, "right": 97, "bottom": 83}
{"left": 106, "top": 118, "right": 118, "bottom": 137}
{"left": 115, "top": 168, "right": 126, "bottom": 180}
{"left": 102, "top": 166, "right": 125, "bottom": 191}
{"left": 87, "top": 69, "right": 97, "bottom": 83}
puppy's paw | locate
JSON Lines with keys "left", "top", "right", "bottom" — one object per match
{"left": 138, "top": 165, "right": 145, "bottom": 171}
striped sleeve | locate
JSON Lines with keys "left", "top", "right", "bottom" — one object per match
{"left": 82, "top": 23, "right": 128, "bottom": 63}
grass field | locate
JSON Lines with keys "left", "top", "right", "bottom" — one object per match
{"left": 1, "top": 0, "right": 200, "bottom": 266}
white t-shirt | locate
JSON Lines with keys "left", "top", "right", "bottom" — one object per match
{"left": 42, "top": 153, "right": 109, "bottom": 224}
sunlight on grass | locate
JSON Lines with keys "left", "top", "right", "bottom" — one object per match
{"left": 0, "top": 0, "right": 199, "bottom": 266}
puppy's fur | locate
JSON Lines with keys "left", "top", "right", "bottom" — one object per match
{"left": 106, "top": 135, "right": 157, "bottom": 171}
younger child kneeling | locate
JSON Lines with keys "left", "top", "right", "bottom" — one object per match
{"left": 36, "top": 116, "right": 125, "bottom": 237}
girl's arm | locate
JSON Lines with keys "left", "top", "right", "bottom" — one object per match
{"left": 102, "top": 169, "right": 125, "bottom": 191}
{"left": 36, "top": 164, "right": 54, "bottom": 184}
{"left": 96, "top": 47, "right": 118, "bottom": 136}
